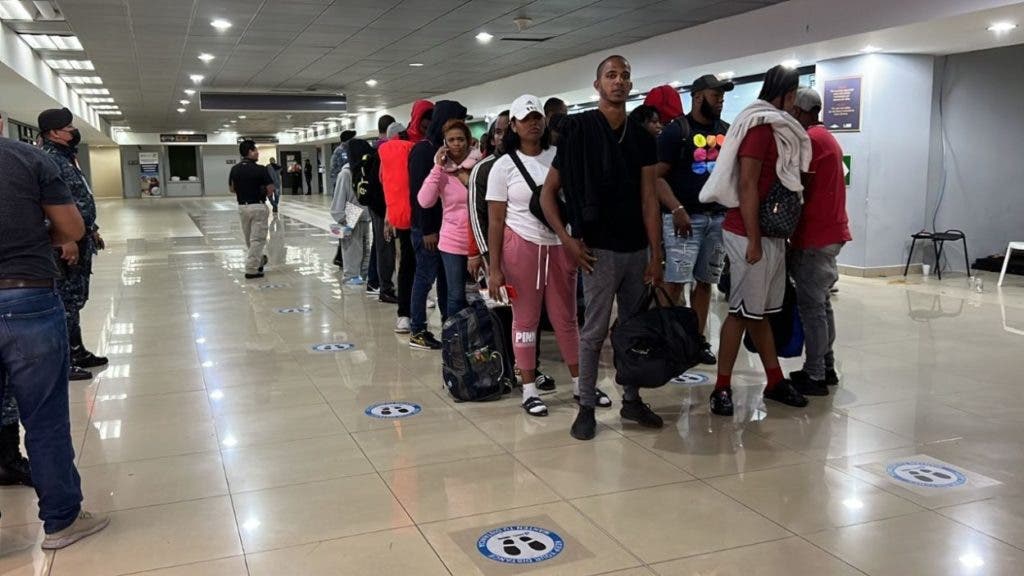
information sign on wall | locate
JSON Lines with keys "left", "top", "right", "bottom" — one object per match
{"left": 823, "top": 76, "right": 862, "bottom": 132}
{"left": 160, "top": 133, "right": 208, "bottom": 143}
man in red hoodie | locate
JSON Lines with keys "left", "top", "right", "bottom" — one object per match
{"left": 379, "top": 100, "right": 433, "bottom": 334}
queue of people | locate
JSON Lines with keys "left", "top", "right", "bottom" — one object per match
{"left": 328, "top": 56, "right": 850, "bottom": 441}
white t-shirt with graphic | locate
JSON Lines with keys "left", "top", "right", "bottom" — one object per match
{"left": 486, "top": 147, "right": 559, "bottom": 246}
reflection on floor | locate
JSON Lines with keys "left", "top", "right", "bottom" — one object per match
{"left": 3, "top": 196, "right": 1024, "bottom": 575}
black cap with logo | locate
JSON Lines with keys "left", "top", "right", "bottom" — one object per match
{"left": 691, "top": 75, "right": 735, "bottom": 93}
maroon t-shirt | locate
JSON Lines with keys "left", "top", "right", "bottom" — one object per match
{"left": 723, "top": 124, "right": 777, "bottom": 237}
{"left": 791, "top": 125, "right": 852, "bottom": 249}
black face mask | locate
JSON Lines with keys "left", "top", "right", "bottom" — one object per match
{"left": 700, "top": 99, "right": 720, "bottom": 122}
{"left": 67, "top": 129, "right": 82, "bottom": 148}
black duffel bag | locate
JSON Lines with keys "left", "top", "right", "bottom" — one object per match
{"left": 611, "top": 286, "right": 702, "bottom": 389}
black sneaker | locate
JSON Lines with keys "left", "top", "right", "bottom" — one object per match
{"left": 620, "top": 400, "right": 663, "bottom": 428}
{"left": 789, "top": 370, "right": 829, "bottom": 396}
{"left": 379, "top": 291, "right": 398, "bottom": 304}
{"left": 69, "top": 366, "right": 93, "bottom": 381}
{"left": 535, "top": 370, "right": 556, "bottom": 392}
{"left": 244, "top": 272, "right": 264, "bottom": 279}
{"left": 710, "top": 388, "right": 734, "bottom": 416}
{"left": 571, "top": 406, "right": 597, "bottom": 441}
{"left": 764, "top": 379, "right": 809, "bottom": 408}
{"left": 825, "top": 368, "right": 840, "bottom": 386}
{"left": 258, "top": 254, "right": 268, "bottom": 273}
{"left": 698, "top": 336, "right": 717, "bottom": 365}
{"left": 409, "top": 331, "right": 442, "bottom": 350}
{"left": 72, "top": 348, "right": 108, "bottom": 368}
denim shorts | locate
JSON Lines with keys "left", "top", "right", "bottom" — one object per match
{"left": 662, "top": 212, "right": 726, "bottom": 285}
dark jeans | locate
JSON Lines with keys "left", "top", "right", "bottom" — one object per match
{"left": 440, "top": 251, "right": 469, "bottom": 319}
{"left": 410, "top": 228, "right": 447, "bottom": 334}
{"left": 370, "top": 212, "right": 395, "bottom": 294}
{"left": 0, "top": 288, "right": 83, "bottom": 533}
{"left": 396, "top": 229, "right": 415, "bottom": 318}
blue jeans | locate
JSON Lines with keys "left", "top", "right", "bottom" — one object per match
{"left": 663, "top": 212, "right": 726, "bottom": 285}
{"left": 410, "top": 228, "right": 448, "bottom": 334}
{"left": 269, "top": 188, "right": 280, "bottom": 210}
{"left": 0, "top": 288, "right": 83, "bottom": 533}
{"left": 440, "top": 251, "right": 469, "bottom": 319}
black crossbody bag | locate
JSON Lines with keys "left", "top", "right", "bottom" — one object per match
{"left": 508, "top": 150, "right": 566, "bottom": 232}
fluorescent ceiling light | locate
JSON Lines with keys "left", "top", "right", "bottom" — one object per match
{"left": 718, "top": 71, "right": 736, "bottom": 79}
{"left": 211, "top": 18, "right": 232, "bottom": 30}
{"left": 238, "top": 115, "right": 246, "bottom": 119}
{"left": 198, "top": 53, "right": 215, "bottom": 63}
{"left": 45, "top": 59, "right": 94, "bottom": 70}
{"left": 365, "top": 79, "right": 378, "bottom": 87}
{"left": 0, "top": 1, "right": 34, "bottom": 21}
{"left": 179, "top": 99, "right": 190, "bottom": 105}
{"left": 860, "top": 45, "right": 882, "bottom": 53}
{"left": 988, "top": 22, "right": 1018, "bottom": 33}
{"left": 83, "top": 97, "right": 114, "bottom": 103}
{"left": 90, "top": 104, "right": 119, "bottom": 110}
{"left": 184, "top": 89, "right": 196, "bottom": 96}
{"left": 63, "top": 75, "right": 103, "bottom": 84}
{"left": 189, "top": 74, "right": 204, "bottom": 84}
{"left": 97, "top": 110, "right": 121, "bottom": 115}
{"left": 177, "top": 108, "right": 186, "bottom": 113}
{"left": 475, "top": 31, "right": 493, "bottom": 43}
{"left": 178, "top": 130, "right": 195, "bottom": 134}
{"left": 781, "top": 59, "right": 800, "bottom": 68}
{"left": 20, "top": 34, "right": 83, "bottom": 51}
{"left": 230, "top": 120, "right": 237, "bottom": 123}
{"left": 74, "top": 87, "right": 109, "bottom": 95}
{"left": 409, "top": 62, "right": 424, "bottom": 67}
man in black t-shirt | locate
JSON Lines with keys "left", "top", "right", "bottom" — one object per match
{"left": 229, "top": 140, "right": 275, "bottom": 279}
{"left": 656, "top": 74, "right": 733, "bottom": 365}
{"left": 540, "top": 55, "right": 664, "bottom": 441}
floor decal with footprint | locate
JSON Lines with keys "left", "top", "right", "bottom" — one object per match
{"left": 364, "top": 402, "right": 422, "bottom": 419}
{"left": 478, "top": 526, "right": 564, "bottom": 564}
{"left": 887, "top": 462, "right": 968, "bottom": 488}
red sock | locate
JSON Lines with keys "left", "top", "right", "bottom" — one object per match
{"left": 765, "top": 366, "right": 784, "bottom": 390}
{"left": 715, "top": 373, "right": 731, "bottom": 392}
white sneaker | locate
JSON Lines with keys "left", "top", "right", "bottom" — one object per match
{"left": 42, "top": 510, "right": 110, "bottom": 550}
{"left": 395, "top": 316, "right": 411, "bottom": 334}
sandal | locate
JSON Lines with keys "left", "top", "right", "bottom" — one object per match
{"left": 522, "top": 396, "right": 548, "bottom": 417}
{"left": 535, "top": 371, "right": 556, "bottom": 392}
{"left": 573, "top": 388, "right": 613, "bottom": 408}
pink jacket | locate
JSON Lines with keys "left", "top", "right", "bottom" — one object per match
{"left": 417, "top": 150, "right": 482, "bottom": 255}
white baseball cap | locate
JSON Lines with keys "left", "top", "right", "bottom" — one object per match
{"left": 510, "top": 94, "right": 543, "bottom": 121}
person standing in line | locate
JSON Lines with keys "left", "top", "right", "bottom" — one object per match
{"left": 629, "top": 104, "right": 663, "bottom": 137}
{"left": 365, "top": 115, "right": 398, "bottom": 302}
{"left": 416, "top": 119, "right": 482, "bottom": 318}
{"left": 329, "top": 131, "right": 357, "bottom": 268}
{"left": 303, "top": 158, "right": 313, "bottom": 195}
{"left": 654, "top": 75, "right": 734, "bottom": 366}
{"left": 333, "top": 139, "right": 374, "bottom": 284}
{"left": 289, "top": 161, "right": 302, "bottom": 196}
{"left": 539, "top": 56, "right": 665, "bottom": 441}
{"left": 544, "top": 97, "right": 569, "bottom": 145}
{"left": 267, "top": 157, "right": 283, "bottom": 213}
{"left": 698, "top": 65, "right": 812, "bottom": 416}
{"left": 487, "top": 95, "right": 582, "bottom": 417}
{"left": 407, "top": 100, "right": 467, "bottom": 350}
{"left": 0, "top": 112, "right": 110, "bottom": 549}
{"left": 787, "top": 87, "right": 851, "bottom": 395}
{"left": 230, "top": 140, "right": 274, "bottom": 279}
{"left": 37, "top": 108, "right": 107, "bottom": 382}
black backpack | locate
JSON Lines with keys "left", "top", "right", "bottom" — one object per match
{"left": 355, "top": 150, "right": 386, "bottom": 218}
{"left": 441, "top": 300, "right": 512, "bottom": 402}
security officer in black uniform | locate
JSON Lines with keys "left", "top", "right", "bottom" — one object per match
{"left": 230, "top": 140, "right": 275, "bottom": 279}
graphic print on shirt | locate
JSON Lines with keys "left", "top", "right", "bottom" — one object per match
{"left": 690, "top": 132, "right": 727, "bottom": 176}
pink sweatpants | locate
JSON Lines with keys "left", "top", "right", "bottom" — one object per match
{"left": 501, "top": 228, "right": 579, "bottom": 371}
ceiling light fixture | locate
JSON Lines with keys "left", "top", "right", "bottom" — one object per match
{"left": 97, "top": 110, "right": 121, "bottom": 115}
{"left": 409, "top": 62, "right": 424, "bottom": 67}
{"left": 860, "top": 45, "right": 882, "bottom": 53}
{"left": 211, "top": 18, "right": 232, "bottom": 30}
{"left": 177, "top": 108, "right": 186, "bottom": 113}
{"left": 74, "top": 87, "right": 109, "bottom": 95}
{"left": 90, "top": 104, "right": 119, "bottom": 110}
{"left": 475, "top": 31, "right": 493, "bottom": 43}
{"left": 0, "top": 1, "right": 34, "bottom": 20}
{"left": 238, "top": 115, "right": 246, "bottom": 119}
{"left": 189, "top": 74, "right": 204, "bottom": 84}
{"left": 20, "top": 34, "right": 83, "bottom": 51}
{"left": 179, "top": 99, "right": 190, "bottom": 105}
{"left": 781, "top": 59, "right": 800, "bottom": 69}
{"left": 184, "top": 89, "right": 196, "bottom": 96}
{"left": 83, "top": 97, "right": 114, "bottom": 103}
{"left": 365, "top": 79, "right": 378, "bottom": 87}
{"left": 45, "top": 59, "right": 95, "bottom": 70}
{"left": 198, "top": 53, "right": 215, "bottom": 63}
{"left": 63, "top": 76, "right": 103, "bottom": 84}
{"left": 987, "top": 22, "right": 1018, "bottom": 33}
{"left": 718, "top": 71, "right": 736, "bottom": 79}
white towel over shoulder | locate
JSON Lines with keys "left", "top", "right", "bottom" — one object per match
{"left": 698, "top": 100, "right": 811, "bottom": 207}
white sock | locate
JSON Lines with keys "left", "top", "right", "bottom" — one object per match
{"left": 572, "top": 377, "right": 580, "bottom": 396}
{"left": 522, "top": 382, "right": 539, "bottom": 401}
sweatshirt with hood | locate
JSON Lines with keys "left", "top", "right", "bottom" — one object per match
{"left": 379, "top": 100, "right": 433, "bottom": 230}
{"left": 408, "top": 100, "right": 467, "bottom": 236}
{"left": 644, "top": 85, "right": 684, "bottom": 123}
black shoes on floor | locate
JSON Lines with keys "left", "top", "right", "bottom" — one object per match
{"left": 620, "top": 400, "right": 663, "bottom": 428}
{"left": 710, "top": 389, "right": 735, "bottom": 416}
{"left": 764, "top": 379, "right": 809, "bottom": 408}
{"left": 698, "top": 336, "right": 717, "bottom": 365}
{"left": 571, "top": 406, "right": 596, "bottom": 441}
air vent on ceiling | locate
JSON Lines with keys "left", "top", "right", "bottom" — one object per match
{"left": 500, "top": 35, "right": 554, "bottom": 43}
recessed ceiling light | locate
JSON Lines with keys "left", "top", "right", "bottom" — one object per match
{"left": 184, "top": 89, "right": 196, "bottom": 96}
{"left": 860, "top": 45, "right": 882, "bottom": 53}
{"left": 45, "top": 59, "right": 95, "bottom": 71}
{"left": 0, "top": 1, "right": 34, "bottom": 20}
{"left": 211, "top": 18, "right": 232, "bottom": 30}
{"left": 63, "top": 76, "right": 103, "bottom": 84}
{"left": 198, "top": 53, "right": 215, "bottom": 63}
{"left": 179, "top": 99, "right": 190, "bottom": 105}
{"left": 223, "top": 124, "right": 230, "bottom": 128}
{"left": 189, "top": 74, "right": 205, "bottom": 84}
{"left": 365, "top": 79, "right": 378, "bottom": 87}
{"left": 409, "top": 62, "right": 424, "bottom": 67}
{"left": 20, "top": 34, "right": 83, "bottom": 51}
{"left": 177, "top": 130, "right": 195, "bottom": 135}
{"left": 718, "top": 71, "right": 736, "bottom": 79}
{"left": 987, "top": 22, "right": 1018, "bottom": 33}
{"left": 781, "top": 59, "right": 800, "bottom": 68}
{"left": 230, "top": 120, "right": 237, "bottom": 123}
{"left": 74, "top": 88, "right": 109, "bottom": 95}
{"left": 238, "top": 115, "right": 246, "bottom": 119}
{"left": 177, "top": 108, "right": 186, "bottom": 113}
{"left": 83, "top": 97, "right": 115, "bottom": 103}
{"left": 475, "top": 31, "right": 493, "bottom": 43}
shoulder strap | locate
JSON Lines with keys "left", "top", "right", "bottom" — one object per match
{"left": 507, "top": 151, "right": 539, "bottom": 190}
{"left": 676, "top": 116, "right": 691, "bottom": 142}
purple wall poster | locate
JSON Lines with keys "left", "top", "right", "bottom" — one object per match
{"left": 823, "top": 76, "right": 862, "bottom": 132}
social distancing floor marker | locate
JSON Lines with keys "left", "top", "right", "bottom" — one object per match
{"left": 365, "top": 402, "right": 421, "bottom": 419}
{"left": 275, "top": 306, "right": 311, "bottom": 314}
{"left": 310, "top": 343, "right": 355, "bottom": 353}
{"left": 887, "top": 461, "right": 967, "bottom": 488}
{"left": 671, "top": 372, "right": 710, "bottom": 385}
{"left": 476, "top": 525, "right": 564, "bottom": 564}
{"left": 856, "top": 454, "right": 1002, "bottom": 497}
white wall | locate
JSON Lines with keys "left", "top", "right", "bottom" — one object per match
{"left": 926, "top": 44, "right": 1024, "bottom": 266}
{"left": 86, "top": 146, "right": 123, "bottom": 198}
{"left": 201, "top": 146, "right": 239, "bottom": 197}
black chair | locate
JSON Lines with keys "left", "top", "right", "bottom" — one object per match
{"left": 903, "top": 229, "right": 970, "bottom": 280}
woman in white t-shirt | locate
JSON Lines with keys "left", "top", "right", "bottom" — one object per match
{"left": 487, "top": 95, "right": 604, "bottom": 416}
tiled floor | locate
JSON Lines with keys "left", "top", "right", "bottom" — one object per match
{"left": 3, "top": 196, "right": 1024, "bottom": 575}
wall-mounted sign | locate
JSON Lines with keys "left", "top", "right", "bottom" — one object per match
{"left": 823, "top": 76, "right": 862, "bottom": 132}
{"left": 138, "top": 152, "right": 161, "bottom": 196}
{"left": 160, "top": 133, "right": 208, "bottom": 143}
{"left": 237, "top": 135, "right": 279, "bottom": 144}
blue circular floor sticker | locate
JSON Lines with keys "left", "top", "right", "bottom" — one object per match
{"left": 671, "top": 372, "right": 710, "bottom": 386}
{"left": 311, "top": 343, "right": 355, "bottom": 353}
{"left": 275, "top": 306, "right": 311, "bottom": 314}
{"left": 364, "top": 402, "right": 421, "bottom": 419}
{"left": 886, "top": 462, "right": 967, "bottom": 488}
{"left": 477, "top": 525, "right": 564, "bottom": 564}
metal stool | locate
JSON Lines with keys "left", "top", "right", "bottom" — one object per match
{"left": 998, "top": 241, "right": 1024, "bottom": 287}
{"left": 903, "top": 229, "right": 970, "bottom": 280}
